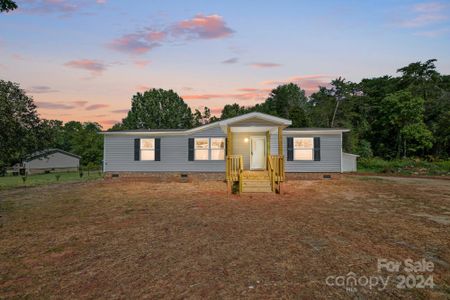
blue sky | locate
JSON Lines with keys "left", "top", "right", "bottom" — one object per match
{"left": 1, "top": 0, "right": 449, "bottom": 127}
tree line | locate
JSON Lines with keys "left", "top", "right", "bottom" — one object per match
{"left": 1, "top": 59, "right": 449, "bottom": 174}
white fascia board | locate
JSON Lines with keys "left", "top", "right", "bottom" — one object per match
{"left": 284, "top": 129, "right": 350, "bottom": 134}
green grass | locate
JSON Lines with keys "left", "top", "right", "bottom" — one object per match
{"left": 0, "top": 171, "right": 103, "bottom": 190}
{"left": 358, "top": 157, "right": 450, "bottom": 176}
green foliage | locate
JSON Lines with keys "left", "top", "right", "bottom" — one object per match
{"left": 193, "top": 107, "right": 211, "bottom": 126}
{"left": 358, "top": 157, "right": 450, "bottom": 176}
{"left": 121, "top": 88, "right": 194, "bottom": 129}
{"left": 0, "top": 80, "right": 42, "bottom": 167}
{"left": 0, "top": 0, "right": 17, "bottom": 12}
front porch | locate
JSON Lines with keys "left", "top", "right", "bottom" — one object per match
{"left": 225, "top": 125, "right": 286, "bottom": 193}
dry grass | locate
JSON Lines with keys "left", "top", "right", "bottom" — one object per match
{"left": 0, "top": 176, "right": 449, "bottom": 299}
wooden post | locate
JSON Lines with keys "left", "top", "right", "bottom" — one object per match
{"left": 278, "top": 126, "right": 283, "bottom": 156}
{"left": 266, "top": 131, "right": 270, "bottom": 156}
{"left": 227, "top": 127, "right": 232, "bottom": 155}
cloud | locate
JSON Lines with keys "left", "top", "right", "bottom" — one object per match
{"left": 96, "top": 0, "right": 106, "bottom": 3}
{"left": 18, "top": 0, "right": 83, "bottom": 16}
{"left": 414, "top": 28, "right": 450, "bottom": 37}
{"left": 109, "top": 14, "right": 234, "bottom": 55}
{"left": 182, "top": 87, "right": 271, "bottom": 102}
{"left": 222, "top": 57, "right": 238, "bottom": 64}
{"left": 85, "top": 104, "right": 109, "bottom": 110}
{"left": 27, "top": 86, "right": 58, "bottom": 94}
{"left": 248, "top": 62, "right": 282, "bottom": 68}
{"left": 172, "top": 14, "right": 234, "bottom": 39}
{"left": 36, "top": 101, "right": 75, "bottom": 110}
{"left": 109, "top": 34, "right": 161, "bottom": 55}
{"left": 64, "top": 59, "right": 107, "bottom": 75}
{"left": 261, "top": 74, "right": 333, "bottom": 95}
{"left": 396, "top": 2, "right": 449, "bottom": 28}
{"left": 210, "top": 107, "right": 223, "bottom": 115}
{"left": 111, "top": 109, "right": 129, "bottom": 114}
{"left": 101, "top": 119, "right": 120, "bottom": 126}
{"left": 134, "top": 59, "right": 151, "bottom": 67}
{"left": 71, "top": 100, "right": 88, "bottom": 107}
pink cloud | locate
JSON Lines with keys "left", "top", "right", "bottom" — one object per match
{"left": 36, "top": 101, "right": 75, "bottom": 110}
{"left": 134, "top": 59, "right": 151, "bottom": 67}
{"left": 85, "top": 104, "right": 109, "bottom": 111}
{"left": 108, "top": 14, "right": 233, "bottom": 55}
{"left": 109, "top": 34, "right": 160, "bottom": 55}
{"left": 27, "top": 85, "right": 58, "bottom": 94}
{"left": 172, "top": 14, "right": 234, "bottom": 39}
{"left": 248, "top": 62, "right": 282, "bottom": 68}
{"left": 100, "top": 119, "right": 120, "bottom": 126}
{"left": 182, "top": 88, "right": 270, "bottom": 101}
{"left": 111, "top": 109, "right": 129, "bottom": 114}
{"left": 210, "top": 107, "right": 223, "bottom": 115}
{"left": 18, "top": 0, "right": 82, "bottom": 15}
{"left": 64, "top": 59, "right": 107, "bottom": 75}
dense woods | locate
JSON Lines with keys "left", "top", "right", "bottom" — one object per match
{"left": 1, "top": 59, "right": 449, "bottom": 174}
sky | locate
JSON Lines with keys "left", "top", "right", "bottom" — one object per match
{"left": 1, "top": 0, "right": 450, "bottom": 128}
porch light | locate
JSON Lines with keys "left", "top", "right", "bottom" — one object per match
{"left": 244, "top": 138, "right": 249, "bottom": 143}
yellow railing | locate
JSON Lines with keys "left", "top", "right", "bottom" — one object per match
{"left": 267, "top": 155, "right": 285, "bottom": 193}
{"left": 226, "top": 155, "right": 243, "bottom": 192}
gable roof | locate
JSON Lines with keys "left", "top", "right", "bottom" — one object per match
{"left": 101, "top": 112, "right": 292, "bottom": 136}
{"left": 25, "top": 149, "right": 81, "bottom": 162}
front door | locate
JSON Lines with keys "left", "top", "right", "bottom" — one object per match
{"left": 250, "top": 136, "right": 266, "bottom": 170}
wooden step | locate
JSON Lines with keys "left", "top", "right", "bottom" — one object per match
{"left": 241, "top": 179, "right": 272, "bottom": 193}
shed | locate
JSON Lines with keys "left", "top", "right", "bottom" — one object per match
{"left": 17, "top": 149, "right": 80, "bottom": 174}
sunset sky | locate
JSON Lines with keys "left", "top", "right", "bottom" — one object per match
{"left": 1, "top": 0, "right": 450, "bottom": 128}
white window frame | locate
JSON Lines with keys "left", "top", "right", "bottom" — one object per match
{"left": 194, "top": 137, "right": 225, "bottom": 161}
{"left": 210, "top": 138, "right": 225, "bottom": 161}
{"left": 140, "top": 138, "right": 155, "bottom": 161}
{"left": 293, "top": 137, "right": 314, "bottom": 161}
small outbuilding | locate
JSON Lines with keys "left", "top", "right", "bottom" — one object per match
{"left": 15, "top": 149, "right": 80, "bottom": 175}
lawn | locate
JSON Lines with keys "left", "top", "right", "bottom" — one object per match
{"left": 0, "top": 171, "right": 103, "bottom": 190}
{"left": 0, "top": 176, "right": 449, "bottom": 298}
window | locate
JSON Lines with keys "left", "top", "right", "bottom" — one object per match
{"left": 294, "top": 137, "right": 313, "bottom": 160}
{"left": 140, "top": 138, "right": 155, "bottom": 160}
{"left": 211, "top": 138, "right": 225, "bottom": 160}
{"left": 194, "top": 137, "right": 225, "bottom": 161}
{"left": 195, "top": 138, "right": 209, "bottom": 160}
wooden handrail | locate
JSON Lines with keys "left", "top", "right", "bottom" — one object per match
{"left": 268, "top": 155, "right": 285, "bottom": 193}
{"left": 226, "top": 155, "right": 244, "bottom": 193}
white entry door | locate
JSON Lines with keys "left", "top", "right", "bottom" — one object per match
{"left": 250, "top": 137, "right": 266, "bottom": 170}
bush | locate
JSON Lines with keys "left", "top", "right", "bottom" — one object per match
{"left": 358, "top": 157, "right": 450, "bottom": 176}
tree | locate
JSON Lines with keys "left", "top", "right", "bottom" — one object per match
{"left": 193, "top": 106, "right": 211, "bottom": 126}
{"left": 122, "top": 89, "right": 194, "bottom": 129}
{"left": 220, "top": 103, "right": 247, "bottom": 119}
{"left": 378, "top": 91, "right": 432, "bottom": 157}
{"left": 0, "top": 0, "right": 17, "bottom": 12}
{"left": 71, "top": 122, "right": 103, "bottom": 166}
{"left": 263, "top": 83, "right": 308, "bottom": 120}
{"left": 0, "top": 80, "right": 41, "bottom": 171}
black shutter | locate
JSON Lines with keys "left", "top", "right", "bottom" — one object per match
{"left": 188, "top": 138, "right": 194, "bottom": 161}
{"left": 314, "top": 137, "right": 321, "bottom": 161}
{"left": 155, "top": 138, "right": 161, "bottom": 161}
{"left": 287, "top": 137, "right": 293, "bottom": 161}
{"left": 134, "top": 138, "right": 140, "bottom": 161}
{"left": 225, "top": 138, "right": 227, "bottom": 156}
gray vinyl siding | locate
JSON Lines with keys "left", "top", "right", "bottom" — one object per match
{"left": 26, "top": 152, "right": 79, "bottom": 171}
{"left": 104, "top": 126, "right": 226, "bottom": 172}
{"left": 270, "top": 132, "right": 342, "bottom": 173}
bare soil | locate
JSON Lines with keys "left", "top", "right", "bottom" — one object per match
{"left": 1, "top": 176, "right": 449, "bottom": 299}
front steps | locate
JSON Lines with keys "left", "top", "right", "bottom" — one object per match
{"left": 241, "top": 171, "right": 272, "bottom": 193}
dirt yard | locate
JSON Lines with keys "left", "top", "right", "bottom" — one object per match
{"left": 1, "top": 176, "right": 449, "bottom": 299}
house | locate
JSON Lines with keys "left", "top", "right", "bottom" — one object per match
{"left": 101, "top": 112, "right": 357, "bottom": 193}
{"left": 15, "top": 149, "right": 81, "bottom": 175}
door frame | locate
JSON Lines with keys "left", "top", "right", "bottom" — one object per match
{"left": 249, "top": 136, "right": 266, "bottom": 170}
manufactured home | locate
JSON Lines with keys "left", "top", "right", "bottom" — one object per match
{"left": 101, "top": 112, "right": 357, "bottom": 193}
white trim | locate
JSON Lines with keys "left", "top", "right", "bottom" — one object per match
{"left": 220, "top": 112, "right": 292, "bottom": 127}
{"left": 285, "top": 129, "right": 350, "bottom": 134}
{"left": 249, "top": 136, "right": 266, "bottom": 170}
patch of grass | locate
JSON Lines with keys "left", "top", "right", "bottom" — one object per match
{"left": 358, "top": 157, "right": 450, "bottom": 176}
{"left": 0, "top": 171, "right": 102, "bottom": 190}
